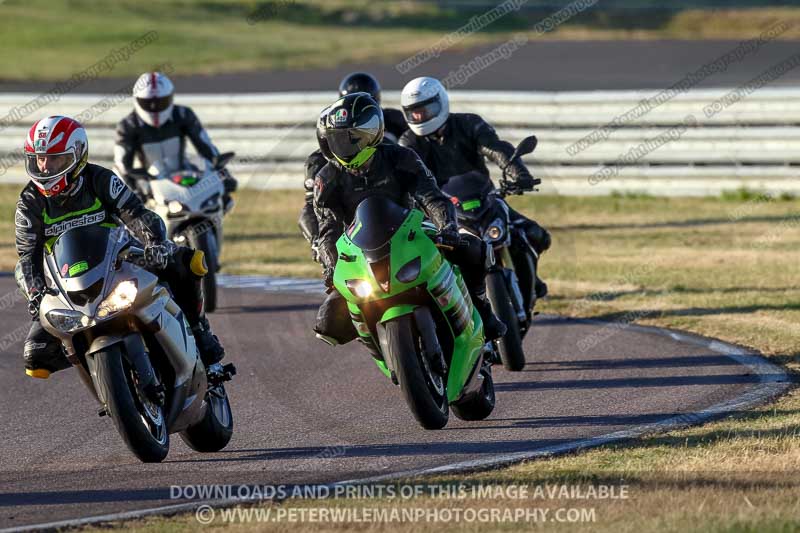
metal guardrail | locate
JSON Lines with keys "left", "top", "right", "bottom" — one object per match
{"left": 1, "top": 89, "right": 798, "bottom": 196}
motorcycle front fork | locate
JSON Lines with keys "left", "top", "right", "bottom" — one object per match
{"left": 495, "top": 246, "right": 528, "bottom": 324}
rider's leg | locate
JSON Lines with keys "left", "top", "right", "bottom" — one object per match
{"left": 443, "top": 233, "right": 507, "bottom": 341}
{"left": 160, "top": 246, "right": 225, "bottom": 366}
{"left": 314, "top": 291, "right": 358, "bottom": 345}
{"left": 23, "top": 319, "right": 70, "bottom": 378}
{"left": 506, "top": 205, "right": 550, "bottom": 299}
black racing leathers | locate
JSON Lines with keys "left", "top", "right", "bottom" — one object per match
{"left": 383, "top": 107, "right": 408, "bottom": 143}
{"left": 400, "top": 112, "right": 551, "bottom": 257}
{"left": 114, "top": 105, "right": 219, "bottom": 181}
{"left": 14, "top": 163, "right": 218, "bottom": 373}
{"left": 399, "top": 113, "right": 528, "bottom": 187}
{"left": 313, "top": 143, "right": 456, "bottom": 271}
{"left": 311, "top": 143, "right": 498, "bottom": 344}
{"left": 298, "top": 149, "right": 327, "bottom": 260}
{"left": 15, "top": 164, "right": 166, "bottom": 296}
{"left": 299, "top": 107, "right": 407, "bottom": 255}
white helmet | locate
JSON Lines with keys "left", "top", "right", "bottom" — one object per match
{"left": 401, "top": 77, "right": 450, "bottom": 137}
{"left": 133, "top": 72, "right": 174, "bottom": 128}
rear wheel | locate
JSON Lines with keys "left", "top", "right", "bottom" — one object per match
{"left": 93, "top": 346, "right": 169, "bottom": 463}
{"left": 451, "top": 364, "right": 495, "bottom": 421}
{"left": 188, "top": 228, "right": 218, "bottom": 313}
{"left": 180, "top": 383, "right": 233, "bottom": 452}
{"left": 384, "top": 315, "right": 449, "bottom": 430}
{"left": 486, "top": 270, "right": 525, "bottom": 371}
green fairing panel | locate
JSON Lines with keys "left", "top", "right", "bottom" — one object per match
{"left": 333, "top": 208, "right": 484, "bottom": 400}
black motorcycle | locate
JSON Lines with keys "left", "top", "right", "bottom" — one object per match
{"left": 442, "top": 136, "right": 539, "bottom": 371}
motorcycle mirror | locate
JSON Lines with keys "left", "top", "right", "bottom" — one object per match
{"left": 510, "top": 135, "right": 537, "bottom": 162}
{"left": 214, "top": 151, "right": 236, "bottom": 170}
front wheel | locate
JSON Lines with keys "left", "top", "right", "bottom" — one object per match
{"left": 486, "top": 270, "right": 526, "bottom": 371}
{"left": 93, "top": 346, "right": 169, "bottom": 463}
{"left": 384, "top": 315, "right": 449, "bottom": 430}
{"left": 180, "top": 383, "right": 233, "bottom": 452}
{"left": 451, "top": 364, "right": 495, "bottom": 421}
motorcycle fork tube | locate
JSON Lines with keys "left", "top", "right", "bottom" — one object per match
{"left": 499, "top": 247, "right": 527, "bottom": 322}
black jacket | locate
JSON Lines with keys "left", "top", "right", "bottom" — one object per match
{"left": 15, "top": 163, "right": 166, "bottom": 293}
{"left": 399, "top": 112, "right": 528, "bottom": 187}
{"left": 300, "top": 107, "right": 407, "bottom": 244}
{"left": 383, "top": 107, "right": 408, "bottom": 143}
{"left": 313, "top": 143, "right": 456, "bottom": 270}
{"left": 299, "top": 149, "right": 328, "bottom": 244}
{"left": 114, "top": 105, "right": 219, "bottom": 178}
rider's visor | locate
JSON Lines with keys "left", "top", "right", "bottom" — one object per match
{"left": 403, "top": 96, "right": 442, "bottom": 125}
{"left": 136, "top": 94, "right": 173, "bottom": 113}
{"left": 25, "top": 151, "right": 77, "bottom": 181}
{"left": 325, "top": 115, "right": 381, "bottom": 161}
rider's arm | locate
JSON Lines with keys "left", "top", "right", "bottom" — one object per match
{"left": 312, "top": 165, "right": 345, "bottom": 271}
{"left": 97, "top": 172, "right": 167, "bottom": 245}
{"left": 299, "top": 150, "right": 326, "bottom": 243}
{"left": 14, "top": 189, "right": 46, "bottom": 294}
{"left": 178, "top": 106, "right": 220, "bottom": 163}
{"left": 468, "top": 114, "right": 529, "bottom": 180}
{"left": 397, "top": 146, "right": 457, "bottom": 230}
{"left": 113, "top": 117, "right": 138, "bottom": 183}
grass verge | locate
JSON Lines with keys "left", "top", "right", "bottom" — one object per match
{"left": 1, "top": 184, "right": 798, "bottom": 531}
{"left": 0, "top": 2, "right": 799, "bottom": 81}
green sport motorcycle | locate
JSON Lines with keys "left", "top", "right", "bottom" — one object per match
{"left": 330, "top": 196, "right": 496, "bottom": 430}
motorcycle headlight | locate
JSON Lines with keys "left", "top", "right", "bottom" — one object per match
{"left": 484, "top": 218, "right": 505, "bottom": 243}
{"left": 46, "top": 309, "right": 92, "bottom": 333}
{"left": 167, "top": 201, "right": 187, "bottom": 215}
{"left": 97, "top": 280, "right": 138, "bottom": 318}
{"left": 346, "top": 279, "right": 373, "bottom": 298}
{"left": 396, "top": 257, "right": 421, "bottom": 283}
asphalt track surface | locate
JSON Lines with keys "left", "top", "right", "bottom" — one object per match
{"left": 0, "top": 274, "right": 789, "bottom": 530}
{"left": 1, "top": 40, "right": 799, "bottom": 93}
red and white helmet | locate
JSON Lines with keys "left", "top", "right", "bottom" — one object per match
{"left": 133, "top": 71, "right": 174, "bottom": 127}
{"left": 24, "top": 116, "right": 89, "bottom": 197}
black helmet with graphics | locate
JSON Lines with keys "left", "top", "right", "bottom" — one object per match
{"left": 317, "top": 92, "right": 384, "bottom": 169}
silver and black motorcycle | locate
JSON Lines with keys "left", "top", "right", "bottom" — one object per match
{"left": 442, "top": 136, "right": 539, "bottom": 371}
{"left": 36, "top": 223, "right": 235, "bottom": 462}
{"left": 131, "top": 152, "right": 235, "bottom": 313}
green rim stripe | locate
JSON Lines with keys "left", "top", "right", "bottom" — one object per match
{"left": 44, "top": 236, "right": 57, "bottom": 254}
{"left": 42, "top": 197, "right": 102, "bottom": 224}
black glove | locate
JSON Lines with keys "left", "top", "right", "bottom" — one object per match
{"left": 435, "top": 224, "right": 461, "bottom": 250}
{"left": 218, "top": 168, "right": 238, "bottom": 194}
{"left": 145, "top": 241, "right": 178, "bottom": 270}
{"left": 513, "top": 172, "right": 538, "bottom": 191}
{"left": 27, "top": 287, "right": 45, "bottom": 318}
{"left": 322, "top": 266, "right": 335, "bottom": 290}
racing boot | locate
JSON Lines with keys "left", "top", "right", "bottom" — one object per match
{"left": 24, "top": 323, "right": 71, "bottom": 379}
{"left": 532, "top": 256, "right": 548, "bottom": 300}
{"left": 472, "top": 293, "right": 507, "bottom": 342}
{"left": 191, "top": 315, "right": 225, "bottom": 366}
{"left": 535, "top": 277, "right": 548, "bottom": 299}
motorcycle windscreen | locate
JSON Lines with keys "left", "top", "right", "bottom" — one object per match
{"left": 347, "top": 195, "right": 409, "bottom": 259}
{"left": 441, "top": 171, "right": 494, "bottom": 219}
{"left": 52, "top": 224, "right": 113, "bottom": 279}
